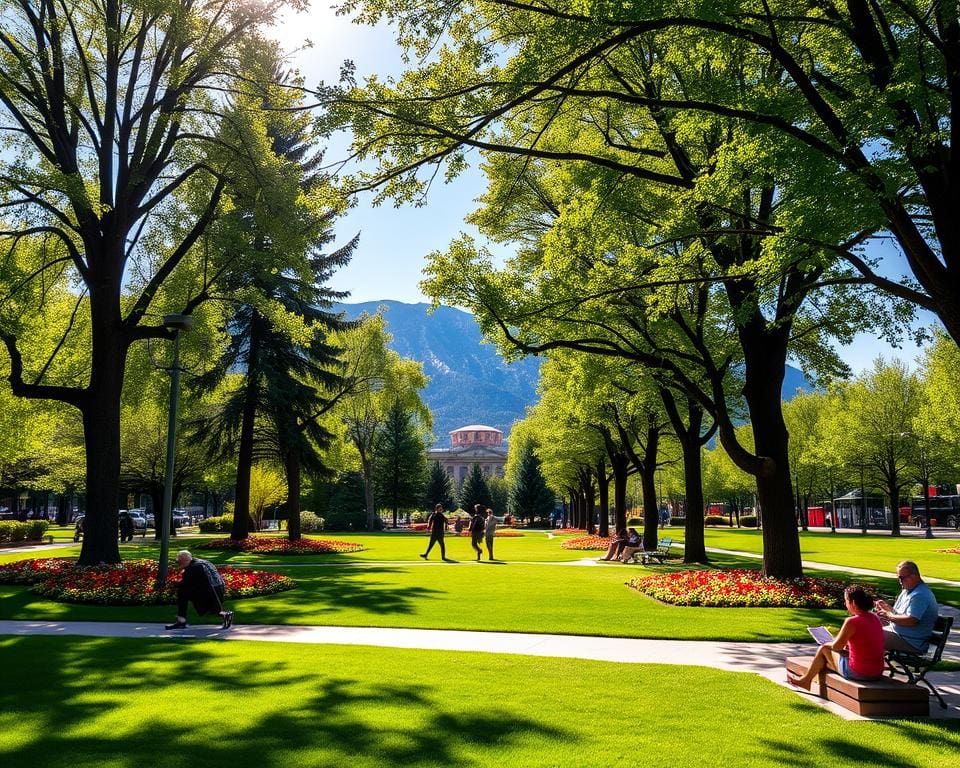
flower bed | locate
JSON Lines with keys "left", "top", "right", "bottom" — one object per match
{"left": 627, "top": 568, "right": 847, "bottom": 608}
{"left": 937, "top": 548, "right": 960, "bottom": 554}
{"left": 455, "top": 529, "right": 524, "bottom": 537}
{"left": 0, "top": 557, "right": 295, "bottom": 605}
{"left": 554, "top": 528, "right": 582, "bottom": 535}
{"left": 561, "top": 535, "right": 612, "bottom": 551}
{"left": 197, "top": 536, "right": 364, "bottom": 554}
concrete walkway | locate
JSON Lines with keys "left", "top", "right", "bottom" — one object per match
{"left": 2, "top": 618, "right": 958, "bottom": 721}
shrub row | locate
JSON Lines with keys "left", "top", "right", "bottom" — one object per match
{"left": 198, "top": 514, "right": 233, "bottom": 533}
{"left": 0, "top": 520, "right": 50, "bottom": 543}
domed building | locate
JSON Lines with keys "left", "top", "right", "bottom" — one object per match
{"left": 428, "top": 424, "right": 507, "bottom": 484}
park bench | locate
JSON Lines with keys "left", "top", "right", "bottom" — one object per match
{"left": 784, "top": 656, "right": 929, "bottom": 716}
{"left": 641, "top": 537, "right": 674, "bottom": 564}
{"left": 885, "top": 614, "right": 954, "bottom": 709}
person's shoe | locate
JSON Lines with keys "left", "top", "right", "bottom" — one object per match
{"left": 419, "top": 553, "right": 428, "bottom": 559}
{"left": 220, "top": 611, "right": 234, "bottom": 629}
{"left": 165, "top": 621, "right": 188, "bottom": 630}
{"left": 476, "top": 553, "right": 481, "bottom": 561}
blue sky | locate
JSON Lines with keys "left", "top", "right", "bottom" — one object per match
{"left": 269, "top": 5, "right": 932, "bottom": 376}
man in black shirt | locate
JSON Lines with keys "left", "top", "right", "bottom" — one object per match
{"left": 420, "top": 503, "right": 450, "bottom": 561}
{"left": 469, "top": 504, "right": 486, "bottom": 561}
{"left": 165, "top": 550, "right": 233, "bottom": 630}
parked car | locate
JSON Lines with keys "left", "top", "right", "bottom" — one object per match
{"left": 172, "top": 509, "right": 191, "bottom": 526}
{"left": 127, "top": 510, "right": 147, "bottom": 531}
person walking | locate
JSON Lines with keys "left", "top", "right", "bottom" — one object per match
{"left": 484, "top": 507, "right": 498, "bottom": 561}
{"left": 118, "top": 510, "right": 135, "bottom": 543}
{"left": 420, "top": 503, "right": 450, "bottom": 561}
{"left": 469, "top": 504, "right": 485, "bottom": 561}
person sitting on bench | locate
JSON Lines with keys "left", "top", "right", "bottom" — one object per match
{"left": 787, "top": 585, "right": 885, "bottom": 691}
{"left": 599, "top": 529, "right": 628, "bottom": 561}
{"left": 617, "top": 528, "right": 643, "bottom": 562}
{"left": 165, "top": 550, "right": 233, "bottom": 630}
{"left": 875, "top": 560, "right": 938, "bottom": 653}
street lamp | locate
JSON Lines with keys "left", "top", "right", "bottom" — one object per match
{"left": 156, "top": 314, "right": 193, "bottom": 587}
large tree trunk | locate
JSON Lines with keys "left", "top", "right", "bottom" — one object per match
{"left": 740, "top": 330, "right": 803, "bottom": 578}
{"left": 231, "top": 325, "right": 260, "bottom": 541}
{"left": 611, "top": 452, "right": 629, "bottom": 534}
{"left": 681, "top": 436, "right": 708, "bottom": 564}
{"left": 361, "top": 453, "right": 377, "bottom": 531}
{"left": 285, "top": 450, "right": 301, "bottom": 540}
{"left": 78, "top": 299, "right": 127, "bottom": 565}
{"left": 596, "top": 458, "right": 609, "bottom": 537}
{"left": 640, "top": 428, "right": 659, "bottom": 552}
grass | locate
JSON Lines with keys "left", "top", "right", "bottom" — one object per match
{"left": 667, "top": 526, "right": 960, "bottom": 581}
{"left": 3, "top": 635, "right": 959, "bottom": 768}
{"left": 3, "top": 533, "right": 957, "bottom": 639}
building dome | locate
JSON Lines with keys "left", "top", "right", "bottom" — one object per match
{"left": 449, "top": 424, "right": 503, "bottom": 447}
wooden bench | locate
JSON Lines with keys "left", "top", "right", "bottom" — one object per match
{"left": 785, "top": 656, "right": 928, "bottom": 716}
{"left": 885, "top": 614, "right": 954, "bottom": 709}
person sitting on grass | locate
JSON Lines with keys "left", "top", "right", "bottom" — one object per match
{"left": 599, "top": 529, "right": 628, "bottom": 561}
{"left": 786, "top": 585, "right": 885, "bottom": 692}
{"left": 617, "top": 528, "right": 644, "bottom": 562}
{"left": 165, "top": 550, "right": 233, "bottom": 630}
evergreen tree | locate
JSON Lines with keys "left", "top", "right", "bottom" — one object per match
{"left": 459, "top": 464, "right": 492, "bottom": 513}
{"left": 374, "top": 400, "right": 428, "bottom": 528}
{"left": 510, "top": 442, "right": 555, "bottom": 523}
{"left": 423, "top": 461, "right": 455, "bottom": 512}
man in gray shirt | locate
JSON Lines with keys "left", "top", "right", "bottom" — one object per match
{"left": 875, "top": 560, "right": 938, "bottom": 653}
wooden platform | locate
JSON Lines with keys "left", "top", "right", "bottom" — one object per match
{"left": 785, "top": 656, "right": 929, "bottom": 717}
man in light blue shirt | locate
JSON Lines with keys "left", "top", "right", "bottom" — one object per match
{"left": 875, "top": 560, "right": 938, "bottom": 653}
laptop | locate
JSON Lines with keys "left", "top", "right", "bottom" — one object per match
{"left": 807, "top": 626, "right": 834, "bottom": 645}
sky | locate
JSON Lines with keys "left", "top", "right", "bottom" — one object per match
{"left": 267, "top": 4, "right": 933, "bottom": 377}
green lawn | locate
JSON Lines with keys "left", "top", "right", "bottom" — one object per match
{"left": 3, "top": 635, "right": 958, "bottom": 768}
{"left": 667, "top": 527, "right": 960, "bottom": 581}
{"left": 4, "top": 532, "right": 958, "bottom": 640}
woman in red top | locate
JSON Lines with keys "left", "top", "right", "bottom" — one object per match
{"left": 787, "top": 585, "right": 885, "bottom": 691}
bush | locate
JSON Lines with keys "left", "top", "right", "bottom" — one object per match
{"left": 410, "top": 510, "right": 426, "bottom": 523}
{"left": 0, "top": 520, "right": 49, "bottom": 543}
{"left": 670, "top": 516, "right": 684, "bottom": 526}
{"left": 739, "top": 515, "right": 758, "bottom": 527}
{"left": 324, "top": 508, "right": 367, "bottom": 532}
{"left": 299, "top": 511, "right": 325, "bottom": 532}
{"left": 198, "top": 514, "right": 233, "bottom": 533}
{"left": 626, "top": 517, "right": 643, "bottom": 527}
{"left": 704, "top": 515, "right": 726, "bottom": 526}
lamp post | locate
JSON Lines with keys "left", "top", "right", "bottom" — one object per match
{"left": 859, "top": 464, "right": 868, "bottom": 535}
{"left": 156, "top": 314, "right": 193, "bottom": 588}
{"left": 900, "top": 432, "right": 934, "bottom": 539}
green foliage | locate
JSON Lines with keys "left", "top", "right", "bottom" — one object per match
{"left": 374, "top": 400, "right": 428, "bottom": 522}
{"left": 423, "top": 461, "right": 455, "bottom": 512}
{"left": 198, "top": 515, "right": 234, "bottom": 534}
{"left": 0, "top": 520, "right": 49, "bottom": 543}
{"left": 704, "top": 515, "right": 727, "bottom": 527}
{"left": 509, "top": 441, "right": 554, "bottom": 522}
{"left": 740, "top": 516, "right": 759, "bottom": 528}
{"left": 458, "top": 464, "right": 492, "bottom": 513}
{"left": 486, "top": 476, "right": 510, "bottom": 517}
{"left": 324, "top": 472, "right": 368, "bottom": 531}
{"left": 299, "top": 511, "right": 325, "bottom": 533}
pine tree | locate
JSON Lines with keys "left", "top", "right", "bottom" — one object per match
{"left": 423, "top": 461, "right": 455, "bottom": 512}
{"left": 459, "top": 463, "right": 492, "bottom": 513}
{"left": 374, "top": 400, "right": 428, "bottom": 528}
{"left": 510, "top": 442, "right": 555, "bottom": 523}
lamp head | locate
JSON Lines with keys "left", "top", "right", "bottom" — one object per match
{"left": 162, "top": 314, "right": 194, "bottom": 332}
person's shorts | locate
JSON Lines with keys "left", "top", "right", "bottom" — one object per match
{"left": 837, "top": 654, "right": 882, "bottom": 681}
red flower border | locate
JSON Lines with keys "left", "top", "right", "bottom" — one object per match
{"left": 628, "top": 568, "right": 847, "bottom": 608}
{"left": 197, "top": 536, "right": 364, "bottom": 554}
{"left": 0, "top": 557, "right": 295, "bottom": 605}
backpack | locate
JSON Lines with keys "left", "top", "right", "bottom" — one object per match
{"left": 197, "top": 558, "right": 225, "bottom": 590}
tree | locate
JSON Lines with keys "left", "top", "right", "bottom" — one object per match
{"left": 336, "top": 316, "right": 430, "bottom": 530}
{"left": 374, "top": 399, "right": 428, "bottom": 527}
{"left": 509, "top": 441, "right": 554, "bottom": 524}
{"left": 423, "top": 461, "right": 455, "bottom": 513}
{"left": 459, "top": 464, "right": 492, "bottom": 514}
{"left": 0, "top": 0, "right": 297, "bottom": 563}
{"left": 248, "top": 465, "right": 287, "bottom": 532}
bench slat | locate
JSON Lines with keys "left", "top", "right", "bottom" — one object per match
{"left": 785, "top": 656, "right": 928, "bottom": 715}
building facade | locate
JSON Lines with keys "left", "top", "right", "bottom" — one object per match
{"left": 428, "top": 424, "right": 508, "bottom": 484}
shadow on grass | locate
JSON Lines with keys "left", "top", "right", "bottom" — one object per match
{"left": 0, "top": 635, "right": 568, "bottom": 768}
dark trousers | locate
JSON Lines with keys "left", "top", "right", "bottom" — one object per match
{"left": 471, "top": 532, "right": 483, "bottom": 554}
{"left": 177, "top": 584, "right": 224, "bottom": 618}
{"left": 425, "top": 531, "right": 445, "bottom": 557}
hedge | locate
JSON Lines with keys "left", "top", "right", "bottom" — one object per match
{"left": 0, "top": 520, "right": 50, "bottom": 543}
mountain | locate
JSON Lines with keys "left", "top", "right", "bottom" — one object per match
{"left": 335, "top": 301, "right": 541, "bottom": 445}
{"left": 336, "top": 300, "right": 816, "bottom": 445}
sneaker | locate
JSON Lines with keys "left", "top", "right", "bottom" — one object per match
{"left": 165, "top": 621, "right": 188, "bottom": 630}
{"left": 419, "top": 553, "right": 428, "bottom": 559}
